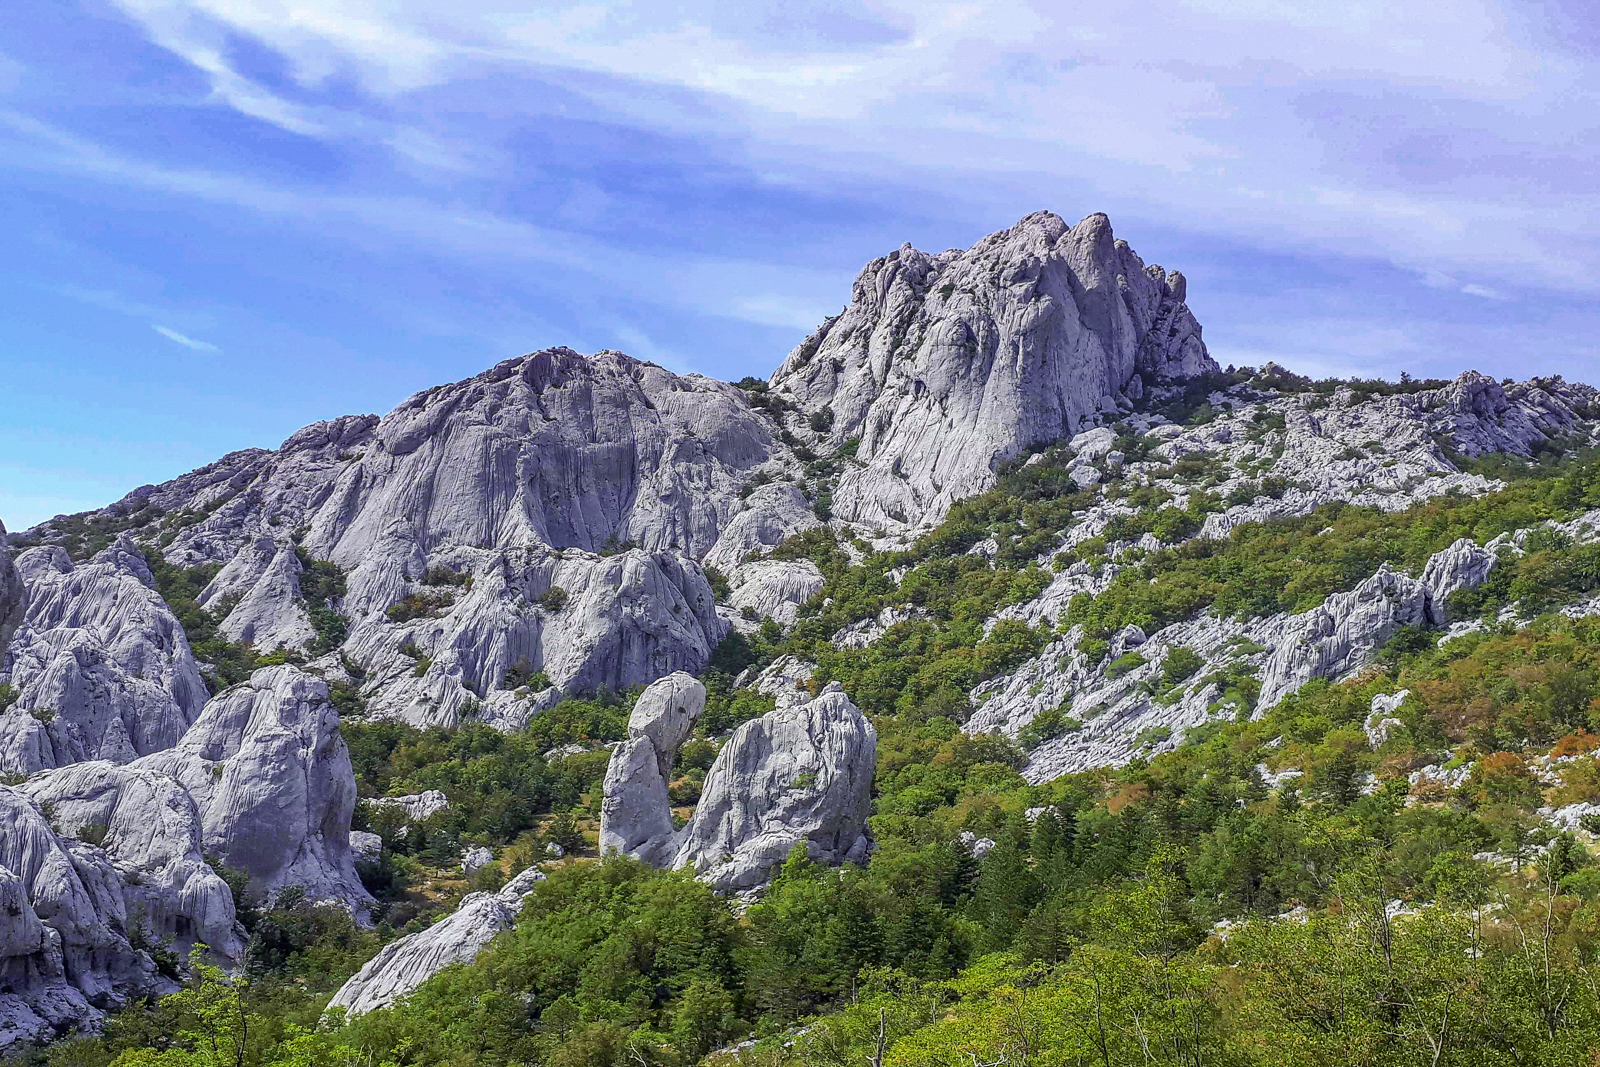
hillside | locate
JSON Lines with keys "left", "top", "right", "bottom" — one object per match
{"left": 6, "top": 211, "right": 1600, "bottom": 1064}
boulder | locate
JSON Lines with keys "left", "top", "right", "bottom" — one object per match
{"left": 349, "top": 832, "right": 383, "bottom": 860}
{"left": 460, "top": 846, "right": 493, "bottom": 876}
{"left": 598, "top": 674, "right": 706, "bottom": 865}
{"left": 626, "top": 673, "right": 706, "bottom": 780}
{"left": 327, "top": 866, "right": 546, "bottom": 1018}
{"left": 673, "top": 685, "right": 876, "bottom": 892}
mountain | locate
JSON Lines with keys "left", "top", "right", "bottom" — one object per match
{"left": 5, "top": 210, "right": 1600, "bottom": 1053}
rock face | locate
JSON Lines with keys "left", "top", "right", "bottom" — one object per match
{"left": 1255, "top": 566, "right": 1435, "bottom": 712}
{"left": 134, "top": 666, "right": 371, "bottom": 910}
{"left": 0, "top": 786, "right": 160, "bottom": 1049}
{"left": 768, "top": 211, "right": 1216, "bottom": 527}
{"left": 23, "top": 762, "right": 243, "bottom": 961}
{"left": 598, "top": 674, "right": 705, "bottom": 865}
{"left": 206, "top": 539, "right": 315, "bottom": 652}
{"left": 0, "top": 538, "right": 208, "bottom": 775}
{"left": 673, "top": 685, "right": 876, "bottom": 892}
{"left": 327, "top": 865, "right": 546, "bottom": 1018}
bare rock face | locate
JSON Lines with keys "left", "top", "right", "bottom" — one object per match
{"left": 0, "top": 787, "right": 160, "bottom": 1049}
{"left": 769, "top": 211, "right": 1216, "bottom": 528}
{"left": 205, "top": 539, "right": 315, "bottom": 652}
{"left": 136, "top": 666, "right": 371, "bottom": 911}
{"left": 342, "top": 544, "right": 723, "bottom": 728}
{"left": 673, "top": 685, "right": 876, "bottom": 892}
{"left": 1255, "top": 566, "right": 1434, "bottom": 713}
{"left": 0, "top": 538, "right": 208, "bottom": 775}
{"left": 1420, "top": 537, "right": 1498, "bottom": 606}
{"left": 327, "top": 866, "right": 546, "bottom": 1018}
{"left": 598, "top": 674, "right": 706, "bottom": 865}
{"left": 23, "top": 762, "right": 241, "bottom": 962}
{"left": 701, "top": 483, "right": 821, "bottom": 573}
{"left": 726, "top": 561, "right": 825, "bottom": 628}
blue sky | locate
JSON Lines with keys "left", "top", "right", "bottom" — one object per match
{"left": 2, "top": 0, "right": 1598, "bottom": 530}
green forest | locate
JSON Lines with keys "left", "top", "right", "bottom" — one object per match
{"left": 38, "top": 435, "right": 1600, "bottom": 1067}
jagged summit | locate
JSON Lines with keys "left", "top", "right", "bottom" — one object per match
{"left": 769, "top": 210, "right": 1215, "bottom": 526}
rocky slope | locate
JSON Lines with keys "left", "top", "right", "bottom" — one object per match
{"left": 5, "top": 207, "right": 1600, "bottom": 923}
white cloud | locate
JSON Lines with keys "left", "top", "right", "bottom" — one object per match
{"left": 93, "top": 0, "right": 1597, "bottom": 305}
{"left": 153, "top": 324, "right": 220, "bottom": 351}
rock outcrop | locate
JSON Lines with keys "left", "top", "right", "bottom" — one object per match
{"left": 0, "top": 538, "right": 208, "bottom": 774}
{"left": 23, "top": 762, "right": 242, "bottom": 961}
{"left": 768, "top": 211, "right": 1216, "bottom": 528}
{"left": 327, "top": 865, "right": 546, "bottom": 1018}
{"left": 134, "top": 666, "right": 370, "bottom": 910}
{"left": 599, "top": 673, "right": 705, "bottom": 865}
{"left": 0, "top": 787, "right": 160, "bottom": 1049}
{"left": 1255, "top": 566, "right": 1434, "bottom": 712}
{"left": 673, "top": 685, "right": 876, "bottom": 892}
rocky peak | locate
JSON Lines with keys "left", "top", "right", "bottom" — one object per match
{"left": 768, "top": 211, "right": 1216, "bottom": 528}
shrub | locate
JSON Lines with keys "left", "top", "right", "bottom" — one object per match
{"left": 387, "top": 591, "right": 455, "bottom": 623}
{"left": 1106, "top": 652, "right": 1147, "bottom": 679}
{"left": 540, "top": 586, "right": 570, "bottom": 613}
{"left": 1161, "top": 646, "right": 1203, "bottom": 688}
{"left": 422, "top": 565, "right": 471, "bottom": 587}
{"left": 808, "top": 406, "right": 835, "bottom": 433}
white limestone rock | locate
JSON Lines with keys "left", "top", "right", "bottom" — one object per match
{"left": 1365, "top": 690, "right": 1409, "bottom": 749}
{"left": 598, "top": 674, "right": 705, "bottom": 864}
{"left": 23, "top": 762, "right": 243, "bottom": 961}
{"left": 1256, "top": 566, "right": 1433, "bottom": 713}
{"left": 1420, "top": 538, "right": 1497, "bottom": 608}
{"left": 326, "top": 866, "right": 546, "bottom": 1018}
{"left": 673, "top": 685, "right": 876, "bottom": 892}
{"left": 598, "top": 737, "right": 678, "bottom": 865}
{"left": 460, "top": 846, "right": 493, "bottom": 876}
{"left": 0, "top": 538, "right": 208, "bottom": 775}
{"left": 0, "top": 787, "right": 161, "bottom": 1047}
{"left": 769, "top": 211, "right": 1216, "bottom": 528}
{"left": 368, "top": 790, "right": 449, "bottom": 826}
{"left": 341, "top": 543, "right": 724, "bottom": 728}
{"left": 627, "top": 673, "right": 706, "bottom": 780}
{"left": 207, "top": 539, "right": 316, "bottom": 652}
{"left": 742, "top": 655, "right": 817, "bottom": 709}
{"left": 701, "top": 483, "right": 821, "bottom": 573}
{"left": 726, "top": 560, "right": 824, "bottom": 627}
{"left": 349, "top": 832, "right": 383, "bottom": 860}
{"left": 136, "top": 666, "right": 371, "bottom": 912}
{"left": 959, "top": 832, "right": 997, "bottom": 859}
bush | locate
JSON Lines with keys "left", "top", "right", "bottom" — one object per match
{"left": 540, "top": 586, "right": 570, "bottom": 613}
{"left": 1106, "top": 652, "right": 1147, "bottom": 679}
{"left": 809, "top": 406, "right": 835, "bottom": 433}
{"left": 1161, "top": 646, "right": 1203, "bottom": 688}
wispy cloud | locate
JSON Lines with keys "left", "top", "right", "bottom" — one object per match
{"left": 152, "top": 324, "right": 219, "bottom": 351}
